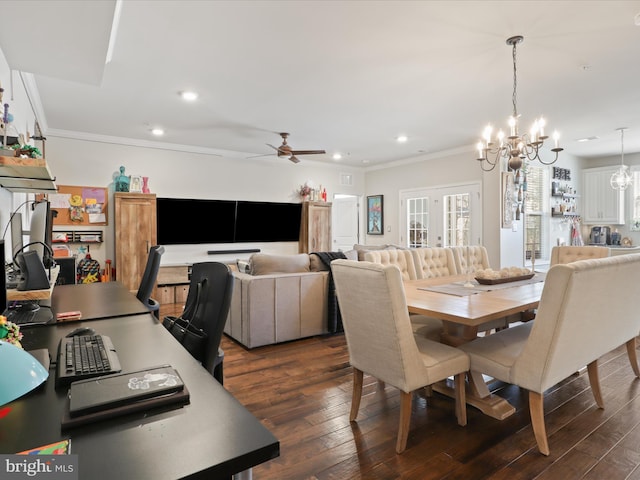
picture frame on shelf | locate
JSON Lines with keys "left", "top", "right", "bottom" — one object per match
{"left": 129, "top": 175, "right": 143, "bottom": 193}
{"left": 367, "top": 195, "right": 383, "bottom": 235}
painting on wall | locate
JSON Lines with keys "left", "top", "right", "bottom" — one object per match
{"left": 502, "top": 172, "right": 515, "bottom": 229}
{"left": 367, "top": 195, "right": 383, "bottom": 235}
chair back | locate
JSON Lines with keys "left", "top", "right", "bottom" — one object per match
{"left": 363, "top": 249, "right": 417, "bottom": 280}
{"left": 411, "top": 247, "right": 459, "bottom": 279}
{"left": 182, "top": 262, "right": 234, "bottom": 375}
{"left": 136, "top": 245, "right": 165, "bottom": 307}
{"left": 331, "top": 259, "right": 431, "bottom": 392}
{"left": 449, "top": 245, "right": 490, "bottom": 274}
{"left": 549, "top": 245, "right": 609, "bottom": 266}
{"left": 513, "top": 254, "right": 640, "bottom": 393}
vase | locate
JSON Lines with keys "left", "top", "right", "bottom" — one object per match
{"left": 142, "top": 176, "right": 150, "bottom": 194}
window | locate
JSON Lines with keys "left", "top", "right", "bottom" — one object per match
{"left": 523, "top": 165, "right": 549, "bottom": 262}
{"left": 407, "top": 197, "right": 429, "bottom": 247}
{"left": 400, "top": 183, "right": 481, "bottom": 248}
{"left": 443, "top": 193, "right": 470, "bottom": 246}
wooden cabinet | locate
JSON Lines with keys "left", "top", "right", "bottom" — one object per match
{"left": 299, "top": 201, "right": 332, "bottom": 253}
{"left": 114, "top": 193, "right": 157, "bottom": 293}
{"left": 583, "top": 167, "right": 625, "bottom": 224}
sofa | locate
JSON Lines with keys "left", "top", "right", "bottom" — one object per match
{"left": 224, "top": 251, "right": 355, "bottom": 348}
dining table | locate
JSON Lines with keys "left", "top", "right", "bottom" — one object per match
{"left": 404, "top": 272, "right": 545, "bottom": 420}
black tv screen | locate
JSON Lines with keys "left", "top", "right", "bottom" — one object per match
{"left": 156, "top": 198, "right": 302, "bottom": 245}
{"left": 157, "top": 198, "right": 236, "bottom": 244}
{"left": 235, "top": 201, "right": 302, "bottom": 242}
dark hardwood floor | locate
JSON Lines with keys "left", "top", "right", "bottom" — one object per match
{"left": 160, "top": 304, "right": 640, "bottom": 479}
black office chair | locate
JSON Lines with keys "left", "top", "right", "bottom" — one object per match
{"left": 136, "top": 245, "right": 165, "bottom": 318}
{"left": 180, "top": 262, "right": 234, "bottom": 384}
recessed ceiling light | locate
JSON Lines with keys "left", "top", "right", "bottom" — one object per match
{"left": 577, "top": 136, "right": 599, "bottom": 142}
{"left": 396, "top": 135, "right": 408, "bottom": 143}
{"left": 151, "top": 128, "right": 164, "bottom": 136}
{"left": 635, "top": 12, "right": 640, "bottom": 26}
{"left": 180, "top": 91, "right": 198, "bottom": 101}
{"left": 362, "top": 159, "right": 370, "bottom": 164}
{"left": 333, "top": 153, "right": 342, "bottom": 160}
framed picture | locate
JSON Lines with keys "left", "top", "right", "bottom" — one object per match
{"left": 129, "top": 175, "right": 143, "bottom": 193}
{"left": 367, "top": 195, "right": 384, "bottom": 235}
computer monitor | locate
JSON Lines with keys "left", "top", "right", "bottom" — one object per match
{"left": 10, "top": 212, "right": 24, "bottom": 261}
{"left": 28, "top": 200, "right": 54, "bottom": 268}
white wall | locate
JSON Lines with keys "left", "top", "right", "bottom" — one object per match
{"left": 44, "top": 135, "right": 366, "bottom": 267}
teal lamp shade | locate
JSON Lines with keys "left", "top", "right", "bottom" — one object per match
{"left": 0, "top": 341, "right": 49, "bottom": 406}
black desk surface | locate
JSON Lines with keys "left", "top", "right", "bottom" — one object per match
{"left": 5, "top": 315, "right": 279, "bottom": 479}
{"left": 50, "top": 282, "right": 150, "bottom": 321}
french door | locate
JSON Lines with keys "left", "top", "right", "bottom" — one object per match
{"left": 399, "top": 183, "right": 482, "bottom": 248}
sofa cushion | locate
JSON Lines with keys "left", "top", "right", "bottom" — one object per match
{"left": 249, "top": 253, "right": 310, "bottom": 275}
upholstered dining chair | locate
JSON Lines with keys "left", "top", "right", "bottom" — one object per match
{"left": 331, "top": 259, "right": 469, "bottom": 454}
{"left": 549, "top": 245, "right": 610, "bottom": 266}
{"left": 136, "top": 245, "right": 165, "bottom": 318}
{"left": 459, "top": 254, "right": 640, "bottom": 456}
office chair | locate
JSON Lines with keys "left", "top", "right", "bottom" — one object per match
{"left": 180, "top": 262, "right": 234, "bottom": 384}
{"left": 136, "top": 245, "right": 165, "bottom": 318}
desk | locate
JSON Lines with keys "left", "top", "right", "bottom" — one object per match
{"left": 404, "top": 274, "right": 545, "bottom": 420}
{"left": 6, "top": 314, "right": 280, "bottom": 479}
{"left": 50, "top": 282, "right": 150, "bottom": 321}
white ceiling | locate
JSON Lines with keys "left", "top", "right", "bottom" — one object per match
{"left": 1, "top": 0, "right": 640, "bottom": 168}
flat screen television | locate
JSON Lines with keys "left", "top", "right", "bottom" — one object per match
{"left": 235, "top": 201, "right": 302, "bottom": 242}
{"left": 156, "top": 198, "right": 302, "bottom": 245}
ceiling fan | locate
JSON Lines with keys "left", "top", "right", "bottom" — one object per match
{"left": 267, "top": 132, "right": 326, "bottom": 164}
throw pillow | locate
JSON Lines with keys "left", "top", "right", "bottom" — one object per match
{"left": 249, "top": 253, "right": 310, "bottom": 275}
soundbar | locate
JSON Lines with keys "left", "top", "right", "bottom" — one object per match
{"left": 207, "top": 249, "right": 260, "bottom": 255}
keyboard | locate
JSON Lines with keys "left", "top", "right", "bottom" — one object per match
{"left": 56, "top": 334, "right": 122, "bottom": 387}
{"left": 3, "top": 305, "right": 54, "bottom": 326}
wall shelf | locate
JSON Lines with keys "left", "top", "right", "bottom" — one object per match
{"left": 0, "top": 155, "right": 57, "bottom": 192}
{"left": 52, "top": 230, "right": 103, "bottom": 244}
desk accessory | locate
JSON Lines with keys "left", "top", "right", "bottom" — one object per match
{"left": 68, "top": 365, "right": 184, "bottom": 417}
{"left": 0, "top": 341, "right": 49, "bottom": 406}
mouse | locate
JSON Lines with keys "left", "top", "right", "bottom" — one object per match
{"left": 65, "top": 327, "right": 96, "bottom": 337}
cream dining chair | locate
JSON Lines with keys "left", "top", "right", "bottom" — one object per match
{"left": 549, "top": 245, "right": 610, "bottom": 266}
{"left": 459, "top": 254, "right": 640, "bottom": 455}
{"left": 331, "top": 259, "right": 469, "bottom": 454}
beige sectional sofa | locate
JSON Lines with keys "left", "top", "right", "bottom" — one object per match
{"left": 223, "top": 245, "right": 490, "bottom": 349}
{"left": 224, "top": 252, "right": 356, "bottom": 348}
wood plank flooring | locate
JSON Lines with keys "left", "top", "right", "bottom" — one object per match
{"left": 160, "top": 304, "right": 640, "bottom": 479}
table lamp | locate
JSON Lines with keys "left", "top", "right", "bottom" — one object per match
{"left": 0, "top": 340, "right": 49, "bottom": 406}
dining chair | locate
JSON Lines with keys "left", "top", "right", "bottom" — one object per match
{"left": 136, "top": 245, "right": 165, "bottom": 318}
{"left": 459, "top": 254, "right": 640, "bottom": 455}
{"left": 181, "top": 262, "right": 234, "bottom": 384}
{"left": 331, "top": 259, "right": 469, "bottom": 454}
{"left": 549, "top": 245, "right": 610, "bottom": 266}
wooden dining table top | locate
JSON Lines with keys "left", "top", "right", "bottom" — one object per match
{"left": 404, "top": 274, "right": 545, "bottom": 327}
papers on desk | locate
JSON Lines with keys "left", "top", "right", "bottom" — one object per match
{"left": 419, "top": 273, "right": 545, "bottom": 297}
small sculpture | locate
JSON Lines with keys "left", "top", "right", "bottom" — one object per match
{"left": 115, "top": 166, "right": 130, "bottom": 192}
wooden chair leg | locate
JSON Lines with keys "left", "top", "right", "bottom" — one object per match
{"left": 529, "top": 391, "right": 550, "bottom": 456}
{"left": 396, "top": 391, "right": 413, "bottom": 454}
{"left": 626, "top": 338, "right": 640, "bottom": 378}
{"left": 454, "top": 373, "right": 467, "bottom": 426}
{"left": 349, "top": 368, "right": 364, "bottom": 422}
{"left": 587, "top": 359, "right": 605, "bottom": 408}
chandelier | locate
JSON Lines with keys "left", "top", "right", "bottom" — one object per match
{"left": 610, "top": 127, "right": 632, "bottom": 190}
{"left": 476, "top": 35, "right": 563, "bottom": 172}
